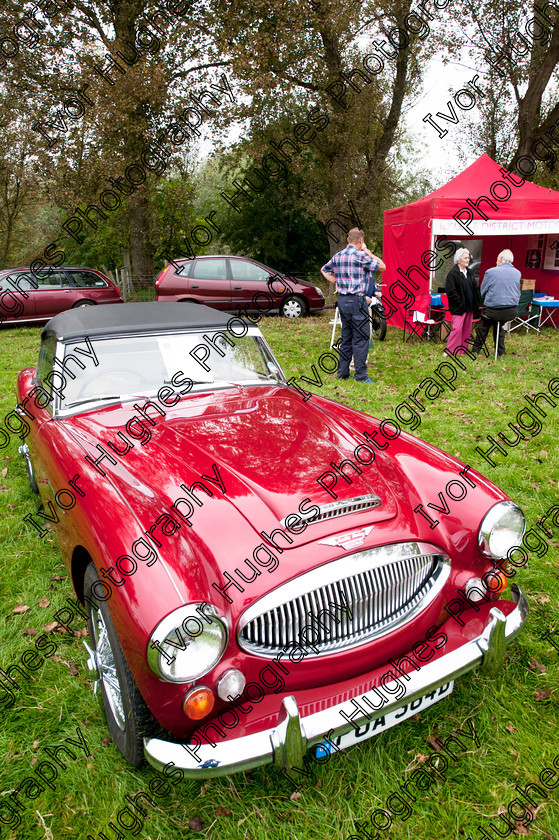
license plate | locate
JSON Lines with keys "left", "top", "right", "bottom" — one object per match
{"left": 313, "top": 682, "right": 454, "bottom": 757}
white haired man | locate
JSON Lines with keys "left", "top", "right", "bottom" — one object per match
{"left": 472, "top": 250, "right": 521, "bottom": 357}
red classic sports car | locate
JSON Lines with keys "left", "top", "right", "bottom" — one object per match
{"left": 16, "top": 302, "right": 527, "bottom": 777}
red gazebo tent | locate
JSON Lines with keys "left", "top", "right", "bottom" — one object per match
{"left": 382, "top": 153, "right": 559, "bottom": 329}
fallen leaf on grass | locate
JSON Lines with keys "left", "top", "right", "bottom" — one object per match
{"left": 415, "top": 753, "right": 429, "bottom": 764}
{"left": 41, "top": 621, "right": 60, "bottom": 633}
{"left": 534, "top": 689, "right": 552, "bottom": 701}
{"left": 505, "top": 724, "right": 516, "bottom": 733}
{"left": 37, "top": 599, "right": 50, "bottom": 608}
{"left": 410, "top": 713, "right": 420, "bottom": 722}
{"left": 199, "top": 780, "right": 211, "bottom": 796}
{"left": 216, "top": 807, "right": 232, "bottom": 817}
{"left": 49, "top": 575, "right": 64, "bottom": 582}
{"left": 188, "top": 817, "right": 204, "bottom": 832}
{"left": 22, "top": 628, "right": 37, "bottom": 636}
{"left": 529, "top": 659, "right": 546, "bottom": 673}
{"left": 73, "top": 627, "right": 88, "bottom": 638}
{"left": 427, "top": 735, "right": 441, "bottom": 751}
{"left": 536, "top": 595, "right": 551, "bottom": 605}
{"left": 68, "top": 663, "right": 79, "bottom": 676}
{"left": 513, "top": 804, "right": 541, "bottom": 834}
{"left": 102, "top": 737, "right": 112, "bottom": 746}
{"left": 290, "top": 790, "right": 302, "bottom": 801}
{"left": 1, "top": 468, "right": 7, "bottom": 477}
{"left": 30, "top": 757, "right": 37, "bottom": 766}
{"left": 13, "top": 605, "right": 30, "bottom": 614}
{"left": 32, "top": 740, "right": 40, "bottom": 750}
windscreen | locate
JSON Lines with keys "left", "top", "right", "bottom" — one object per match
{"left": 59, "top": 328, "right": 285, "bottom": 411}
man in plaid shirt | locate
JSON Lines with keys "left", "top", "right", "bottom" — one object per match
{"left": 321, "top": 228, "right": 386, "bottom": 383}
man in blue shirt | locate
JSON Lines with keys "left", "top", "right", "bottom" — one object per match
{"left": 321, "top": 228, "right": 386, "bottom": 382}
{"left": 472, "top": 249, "right": 521, "bottom": 357}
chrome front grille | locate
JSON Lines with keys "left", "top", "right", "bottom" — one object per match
{"left": 238, "top": 542, "right": 450, "bottom": 657}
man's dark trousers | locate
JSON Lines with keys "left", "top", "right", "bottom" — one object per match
{"left": 337, "top": 294, "right": 370, "bottom": 380}
{"left": 472, "top": 305, "right": 518, "bottom": 356}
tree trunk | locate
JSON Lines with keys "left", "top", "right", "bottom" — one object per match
{"left": 128, "top": 190, "right": 153, "bottom": 286}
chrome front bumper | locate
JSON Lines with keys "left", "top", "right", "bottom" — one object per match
{"left": 144, "top": 585, "right": 528, "bottom": 778}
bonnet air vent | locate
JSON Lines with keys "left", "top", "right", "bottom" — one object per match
{"left": 280, "top": 494, "right": 381, "bottom": 529}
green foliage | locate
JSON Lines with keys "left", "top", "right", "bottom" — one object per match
{"left": 196, "top": 152, "right": 330, "bottom": 273}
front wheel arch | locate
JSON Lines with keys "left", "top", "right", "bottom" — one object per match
{"left": 72, "top": 299, "right": 97, "bottom": 308}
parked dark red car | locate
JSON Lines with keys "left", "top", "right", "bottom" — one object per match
{"left": 0, "top": 266, "right": 123, "bottom": 325}
{"left": 154, "top": 255, "right": 325, "bottom": 317}
{"left": 17, "top": 303, "right": 527, "bottom": 778}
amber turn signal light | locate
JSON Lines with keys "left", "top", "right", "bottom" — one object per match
{"left": 483, "top": 567, "right": 509, "bottom": 595}
{"left": 182, "top": 686, "right": 215, "bottom": 720}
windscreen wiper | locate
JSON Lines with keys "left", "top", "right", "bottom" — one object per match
{"left": 64, "top": 394, "right": 151, "bottom": 409}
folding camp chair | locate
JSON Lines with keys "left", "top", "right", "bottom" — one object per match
{"left": 403, "top": 294, "right": 442, "bottom": 343}
{"left": 474, "top": 309, "right": 515, "bottom": 361}
{"left": 507, "top": 289, "right": 541, "bottom": 334}
{"left": 329, "top": 304, "right": 341, "bottom": 349}
{"left": 429, "top": 292, "right": 452, "bottom": 341}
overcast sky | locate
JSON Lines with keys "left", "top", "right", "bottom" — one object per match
{"left": 404, "top": 55, "right": 489, "bottom": 188}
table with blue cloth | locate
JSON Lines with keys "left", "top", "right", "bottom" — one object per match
{"left": 532, "top": 296, "right": 559, "bottom": 329}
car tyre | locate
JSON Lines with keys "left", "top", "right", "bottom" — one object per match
{"left": 73, "top": 300, "right": 96, "bottom": 308}
{"left": 280, "top": 295, "right": 307, "bottom": 318}
{"left": 84, "top": 563, "right": 159, "bottom": 767}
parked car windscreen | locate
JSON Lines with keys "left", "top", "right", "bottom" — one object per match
{"left": 59, "top": 328, "right": 286, "bottom": 411}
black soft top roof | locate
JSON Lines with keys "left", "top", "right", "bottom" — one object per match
{"left": 42, "top": 302, "right": 239, "bottom": 341}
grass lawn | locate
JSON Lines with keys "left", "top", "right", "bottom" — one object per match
{"left": 0, "top": 314, "right": 557, "bottom": 840}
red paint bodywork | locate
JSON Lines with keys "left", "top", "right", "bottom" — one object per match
{"left": 0, "top": 267, "right": 122, "bottom": 325}
{"left": 18, "top": 370, "right": 512, "bottom": 739}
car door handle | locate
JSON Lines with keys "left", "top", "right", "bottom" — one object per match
{"left": 191, "top": 284, "right": 199, "bottom": 288}
{"left": 233, "top": 286, "right": 242, "bottom": 290}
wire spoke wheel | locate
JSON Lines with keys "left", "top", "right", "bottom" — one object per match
{"left": 91, "top": 607, "right": 126, "bottom": 729}
{"left": 83, "top": 563, "right": 159, "bottom": 766}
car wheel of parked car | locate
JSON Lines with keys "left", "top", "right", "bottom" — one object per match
{"left": 73, "top": 300, "right": 96, "bottom": 308}
{"left": 280, "top": 295, "right": 307, "bottom": 318}
{"left": 84, "top": 563, "right": 158, "bottom": 767}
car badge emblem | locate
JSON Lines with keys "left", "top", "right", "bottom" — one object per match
{"left": 318, "top": 526, "right": 373, "bottom": 550}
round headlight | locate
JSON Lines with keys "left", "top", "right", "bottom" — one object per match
{"left": 314, "top": 285, "right": 325, "bottom": 296}
{"left": 478, "top": 501, "right": 526, "bottom": 559}
{"left": 147, "top": 604, "right": 228, "bottom": 683}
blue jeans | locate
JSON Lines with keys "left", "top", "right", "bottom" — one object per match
{"left": 337, "top": 295, "right": 370, "bottom": 381}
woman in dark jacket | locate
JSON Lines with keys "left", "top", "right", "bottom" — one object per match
{"left": 445, "top": 248, "right": 481, "bottom": 355}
